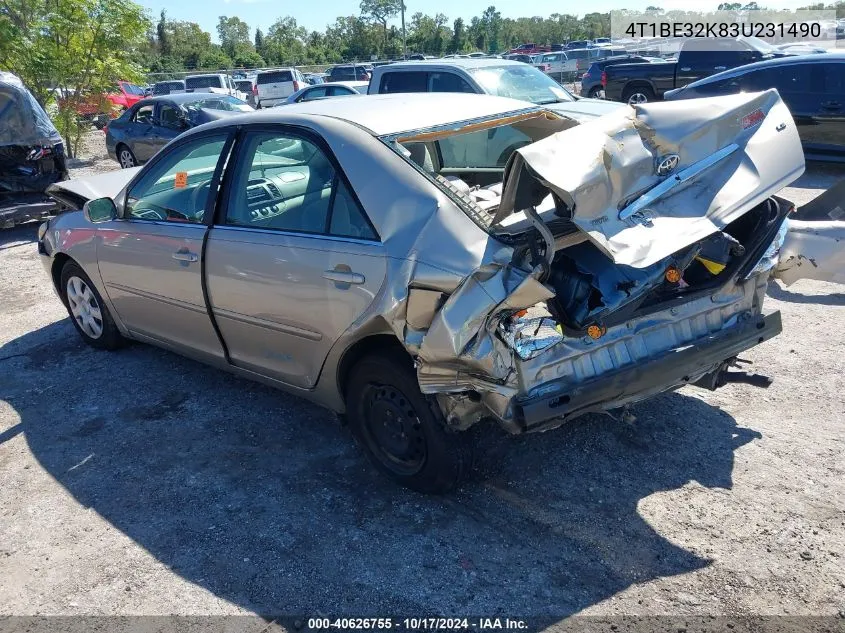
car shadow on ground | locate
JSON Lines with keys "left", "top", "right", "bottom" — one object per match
{"left": 1, "top": 319, "right": 761, "bottom": 617}
{"left": 767, "top": 282, "right": 845, "bottom": 306}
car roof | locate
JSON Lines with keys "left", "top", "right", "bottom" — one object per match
{"left": 193, "top": 93, "right": 541, "bottom": 137}
{"left": 135, "top": 93, "right": 242, "bottom": 106}
{"left": 688, "top": 51, "right": 845, "bottom": 86}
{"left": 380, "top": 58, "right": 523, "bottom": 70}
{"left": 257, "top": 67, "right": 295, "bottom": 73}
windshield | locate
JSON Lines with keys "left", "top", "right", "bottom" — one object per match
{"left": 469, "top": 64, "right": 575, "bottom": 104}
{"left": 184, "top": 95, "right": 252, "bottom": 115}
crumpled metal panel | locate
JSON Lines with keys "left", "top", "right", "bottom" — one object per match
{"left": 495, "top": 90, "right": 805, "bottom": 269}
{"left": 775, "top": 220, "right": 845, "bottom": 286}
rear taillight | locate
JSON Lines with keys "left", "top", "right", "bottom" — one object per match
{"left": 102, "top": 125, "right": 108, "bottom": 135}
{"left": 252, "top": 85, "right": 258, "bottom": 94}
{"left": 601, "top": 71, "right": 607, "bottom": 87}
{"left": 293, "top": 81, "right": 301, "bottom": 91}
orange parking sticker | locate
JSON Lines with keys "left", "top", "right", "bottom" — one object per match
{"left": 174, "top": 171, "right": 188, "bottom": 188}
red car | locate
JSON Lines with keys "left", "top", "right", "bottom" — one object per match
{"left": 508, "top": 43, "right": 550, "bottom": 55}
{"left": 66, "top": 81, "right": 146, "bottom": 127}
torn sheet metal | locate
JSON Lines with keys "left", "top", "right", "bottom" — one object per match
{"left": 495, "top": 89, "right": 805, "bottom": 269}
{"left": 774, "top": 220, "right": 845, "bottom": 286}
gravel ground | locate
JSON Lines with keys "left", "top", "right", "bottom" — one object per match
{"left": 0, "top": 131, "right": 844, "bottom": 620}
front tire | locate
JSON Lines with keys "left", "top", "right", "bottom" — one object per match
{"left": 345, "top": 350, "right": 471, "bottom": 493}
{"left": 60, "top": 261, "right": 124, "bottom": 350}
{"left": 117, "top": 144, "right": 137, "bottom": 169}
{"left": 623, "top": 85, "right": 655, "bottom": 105}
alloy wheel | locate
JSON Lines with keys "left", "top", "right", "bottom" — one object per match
{"left": 627, "top": 92, "right": 649, "bottom": 105}
{"left": 66, "top": 276, "right": 104, "bottom": 339}
{"left": 119, "top": 148, "right": 135, "bottom": 168}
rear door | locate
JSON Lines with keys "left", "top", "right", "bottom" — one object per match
{"left": 205, "top": 127, "right": 386, "bottom": 388}
{"left": 743, "top": 64, "right": 820, "bottom": 148}
{"left": 95, "top": 132, "right": 233, "bottom": 363}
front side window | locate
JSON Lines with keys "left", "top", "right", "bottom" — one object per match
{"left": 126, "top": 134, "right": 228, "bottom": 223}
{"left": 429, "top": 72, "right": 475, "bottom": 93}
{"left": 224, "top": 131, "right": 375, "bottom": 239}
{"left": 133, "top": 105, "right": 154, "bottom": 124}
{"left": 158, "top": 103, "right": 182, "bottom": 129}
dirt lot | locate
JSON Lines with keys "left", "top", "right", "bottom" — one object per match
{"left": 1, "top": 131, "right": 844, "bottom": 620}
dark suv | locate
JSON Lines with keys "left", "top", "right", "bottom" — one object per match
{"left": 327, "top": 65, "right": 371, "bottom": 81}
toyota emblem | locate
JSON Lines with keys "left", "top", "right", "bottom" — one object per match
{"left": 656, "top": 154, "right": 680, "bottom": 177}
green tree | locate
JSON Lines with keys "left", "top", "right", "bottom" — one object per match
{"left": 198, "top": 45, "right": 231, "bottom": 70}
{"left": 156, "top": 9, "right": 169, "bottom": 55}
{"left": 217, "top": 15, "right": 251, "bottom": 58}
{"left": 359, "top": 0, "right": 401, "bottom": 45}
{"left": 449, "top": 17, "right": 466, "bottom": 53}
{"left": 481, "top": 6, "right": 502, "bottom": 52}
{"left": 254, "top": 27, "right": 265, "bottom": 57}
{"left": 0, "top": 0, "right": 149, "bottom": 157}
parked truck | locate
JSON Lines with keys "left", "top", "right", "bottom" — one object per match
{"left": 603, "top": 37, "right": 791, "bottom": 104}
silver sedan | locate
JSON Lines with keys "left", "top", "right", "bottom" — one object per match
{"left": 39, "top": 92, "right": 844, "bottom": 492}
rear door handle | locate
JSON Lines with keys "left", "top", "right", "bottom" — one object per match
{"left": 172, "top": 250, "right": 198, "bottom": 262}
{"left": 680, "top": 67, "right": 691, "bottom": 72}
{"left": 714, "top": 66, "right": 726, "bottom": 71}
{"left": 821, "top": 101, "right": 841, "bottom": 110}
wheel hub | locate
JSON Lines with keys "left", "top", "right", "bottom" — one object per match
{"left": 364, "top": 386, "right": 426, "bottom": 475}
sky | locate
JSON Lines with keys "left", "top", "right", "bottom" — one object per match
{"left": 136, "top": 0, "right": 813, "bottom": 41}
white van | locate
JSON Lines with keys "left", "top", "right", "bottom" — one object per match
{"left": 184, "top": 74, "right": 247, "bottom": 102}
{"left": 255, "top": 68, "right": 305, "bottom": 108}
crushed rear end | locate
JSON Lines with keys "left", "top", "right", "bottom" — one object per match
{"left": 401, "top": 90, "right": 819, "bottom": 433}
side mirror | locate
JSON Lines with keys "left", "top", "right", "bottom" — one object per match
{"left": 83, "top": 197, "right": 117, "bottom": 223}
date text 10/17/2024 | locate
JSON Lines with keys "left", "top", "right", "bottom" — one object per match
{"left": 306, "top": 618, "right": 529, "bottom": 630}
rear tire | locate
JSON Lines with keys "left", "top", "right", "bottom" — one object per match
{"left": 345, "top": 350, "right": 471, "bottom": 494}
{"left": 116, "top": 144, "right": 137, "bottom": 169}
{"left": 623, "top": 85, "right": 655, "bottom": 105}
{"left": 587, "top": 86, "right": 603, "bottom": 99}
{"left": 60, "top": 261, "right": 124, "bottom": 350}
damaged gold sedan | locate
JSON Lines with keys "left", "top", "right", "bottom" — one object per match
{"left": 39, "top": 92, "right": 844, "bottom": 492}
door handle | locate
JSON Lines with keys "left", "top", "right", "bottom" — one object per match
{"left": 680, "top": 67, "right": 691, "bottom": 72}
{"left": 821, "top": 101, "right": 841, "bottom": 110}
{"left": 714, "top": 66, "right": 726, "bottom": 71}
{"left": 322, "top": 269, "right": 365, "bottom": 285}
{"left": 172, "top": 250, "right": 198, "bottom": 262}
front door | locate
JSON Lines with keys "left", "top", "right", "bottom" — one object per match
{"left": 96, "top": 132, "right": 232, "bottom": 363}
{"left": 150, "top": 101, "right": 185, "bottom": 152}
{"left": 205, "top": 128, "right": 386, "bottom": 388}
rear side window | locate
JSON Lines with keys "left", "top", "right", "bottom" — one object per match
{"left": 379, "top": 71, "right": 428, "bottom": 93}
{"left": 186, "top": 76, "right": 224, "bottom": 90}
{"left": 258, "top": 71, "right": 293, "bottom": 84}
{"left": 742, "top": 65, "right": 811, "bottom": 94}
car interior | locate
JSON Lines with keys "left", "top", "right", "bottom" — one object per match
{"left": 398, "top": 113, "right": 577, "bottom": 226}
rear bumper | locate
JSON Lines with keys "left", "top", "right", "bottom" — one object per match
{"left": 257, "top": 97, "right": 288, "bottom": 108}
{"left": 514, "top": 311, "right": 782, "bottom": 431}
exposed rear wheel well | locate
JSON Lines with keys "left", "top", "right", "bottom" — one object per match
{"left": 337, "top": 334, "right": 409, "bottom": 402}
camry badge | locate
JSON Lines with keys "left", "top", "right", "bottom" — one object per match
{"left": 656, "top": 154, "right": 680, "bottom": 177}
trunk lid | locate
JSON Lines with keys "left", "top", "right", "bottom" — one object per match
{"left": 494, "top": 89, "right": 805, "bottom": 269}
